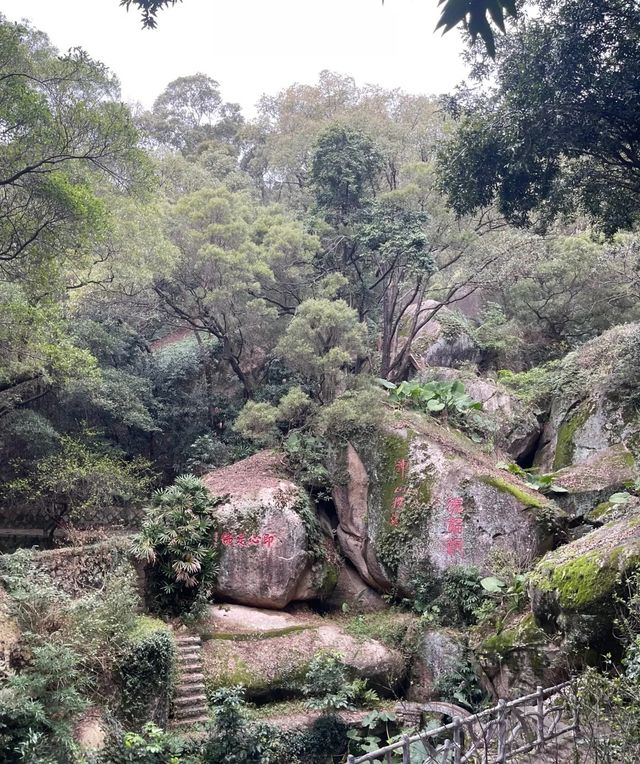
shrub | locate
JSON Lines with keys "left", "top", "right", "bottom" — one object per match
{"left": 0, "top": 642, "right": 89, "bottom": 763}
{"left": 315, "top": 389, "right": 386, "bottom": 445}
{"left": 232, "top": 401, "right": 279, "bottom": 446}
{"left": 115, "top": 617, "right": 176, "bottom": 728}
{"left": 132, "top": 474, "right": 223, "bottom": 615}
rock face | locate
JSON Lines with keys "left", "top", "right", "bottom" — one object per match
{"left": 552, "top": 445, "right": 636, "bottom": 521}
{"left": 202, "top": 451, "right": 337, "bottom": 609}
{"left": 200, "top": 604, "right": 405, "bottom": 699}
{"left": 407, "top": 629, "right": 465, "bottom": 702}
{"left": 400, "top": 301, "right": 483, "bottom": 370}
{"left": 326, "top": 563, "right": 387, "bottom": 612}
{"left": 535, "top": 324, "right": 640, "bottom": 472}
{"left": 333, "top": 411, "right": 563, "bottom": 596}
{"left": 529, "top": 511, "right": 640, "bottom": 650}
{"left": 474, "top": 615, "right": 566, "bottom": 699}
{"left": 419, "top": 368, "right": 541, "bottom": 461}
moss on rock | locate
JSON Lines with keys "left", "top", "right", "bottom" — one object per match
{"left": 479, "top": 476, "right": 546, "bottom": 509}
{"left": 553, "top": 404, "right": 595, "bottom": 470}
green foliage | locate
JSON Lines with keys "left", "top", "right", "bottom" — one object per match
{"left": 232, "top": 401, "right": 279, "bottom": 446}
{"left": 132, "top": 474, "right": 222, "bottom": 614}
{"left": 311, "top": 125, "right": 383, "bottom": 223}
{"left": 0, "top": 642, "right": 89, "bottom": 763}
{"left": 115, "top": 618, "right": 176, "bottom": 728}
{"left": 3, "top": 434, "right": 154, "bottom": 532}
{"left": 438, "top": 0, "right": 640, "bottom": 235}
{"left": 383, "top": 378, "right": 482, "bottom": 416}
{"left": 276, "top": 298, "right": 368, "bottom": 402}
{"left": 100, "top": 721, "right": 200, "bottom": 764}
{"left": 496, "top": 462, "right": 568, "bottom": 495}
{"left": 436, "top": 0, "right": 517, "bottom": 57}
{"left": 433, "top": 657, "right": 485, "bottom": 708}
{"left": 316, "top": 389, "right": 386, "bottom": 445}
{"left": 410, "top": 566, "right": 487, "bottom": 628}
{"left": 301, "top": 651, "right": 378, "bottom": 715}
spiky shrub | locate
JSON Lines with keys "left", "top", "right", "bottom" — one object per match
{"left": 132, "top": 474, "right": 223, "bottom": 615}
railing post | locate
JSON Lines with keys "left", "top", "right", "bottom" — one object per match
{"left": 536, "top": 684, "right": 545, "bottom": 750}
{"left": 453, "top": 717, "right": 462, "bottom": 764}
{"left": 402, "top": 733, "right": 411, "bottom": 764}
{"left": 496, "top": 699, "right": 507, "bottom": 764}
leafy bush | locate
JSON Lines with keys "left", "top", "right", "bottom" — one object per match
{"left": 0, "top": 642, "right": 89, "bottom": 764}
{"left": 301, "top": 652, "right": 378, "bottom": 714}
{"left": 115, "top": 617, "right": 176, "bottom": 728}
{"left": 132, "top": 474, "right": 222, "bottom": 614}
{"left": 381, "top": 379, "right": 481, "bottom": 416}
{"left": 409, "top": 567, "right": 487, "bottom": 627}
{"left": 232, "top": 401, "right": 279, "bottom": 446}
{"left": 315, "top": 389, "right": 386, "bottom": 445}
{"left": 434, "top": 657, "right": 485, "bottom": 708}
{"left": 97, "top": 721, "right": 201, "bottom": 764}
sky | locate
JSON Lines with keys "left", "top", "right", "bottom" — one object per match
{"left": 1, "top": 0, "right": 469, "bottom": 116}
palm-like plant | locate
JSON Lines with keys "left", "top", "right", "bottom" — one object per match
{"left": 132, "top": 474, "right": 224, "bottom": 614}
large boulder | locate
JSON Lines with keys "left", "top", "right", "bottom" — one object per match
{"left": 474, "top": 615, "right": 566, "bottom": 699}
{"left": 419, "top": 367, "right": 541, "bottom": 461}
{"left": 202, "top": 451, "right": 337, "bottom": 609}
{"left": 332, "top": 410, "right": 563, "bottom": 595}
{"left": 200, "top": 604, "right": 405, "bottom": 699}
{"left": 400, "top": 301, "right": 483, "bottom": 370}
{"left": 407, "top": 628, "right": 465, "bottom": 702}
{"left": 529, "top": 510, "right": 640, "bottom": 653}
{"left": 535, "top": 324, "right": 640, "bottom": 472}
{"left": 552, "top": 445, "right": 636, "bottom": 521}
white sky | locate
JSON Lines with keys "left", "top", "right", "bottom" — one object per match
{"left": 2, "top": 0, "right": 469, "bottom": 115}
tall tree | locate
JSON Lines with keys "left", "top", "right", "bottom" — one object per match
{"left": 438, "top": 0, "right": 640, "bottom": 235}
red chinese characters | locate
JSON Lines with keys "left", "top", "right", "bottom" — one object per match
{"left": 213, "top": 531, "right": 277, "bottom": 547}
{"left": 389, "top": 458, "right": 410, "bottom": 527}
{"left": 444, "top": 496, "right": 464, "bottom": 556}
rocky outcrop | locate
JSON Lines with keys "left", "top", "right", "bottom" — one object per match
{"left": 326, "top": 563, "right": 386, "bottom": 612}
{"left": 200, "top": 605, "right": 405, "bottom": 699}
{"left": 529, "top": 511, "right": 640, "bottom": 652}
{"left": 534, "top": 324, "right": 640, "bottom": 472}
{"left": 552, "top": 445, "right": 636, "bottom": 521}
{"left": 474, "top": 615, "right": 566, "bottom": 699}
{"left": 203, "top": 451, "right": 337, "bottom": 609}
{"left": 400, "top": 301, "right": 483, "bottom": 370}
{"left": 419, "top": 368, "right": 541, "bottom": 461}
{"left": 333, "top": 411, "right": 563, "bottom": 596}
{"left": 407, "top": 628, "right": 465, "bottom": 702}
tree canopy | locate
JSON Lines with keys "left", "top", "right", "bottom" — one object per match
{"left": 437, "top": 0, "right": 640, "bottom": 235}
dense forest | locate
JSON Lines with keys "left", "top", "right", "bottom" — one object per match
{"left": 2, "top": 0, "right": 640, "bottom": 761}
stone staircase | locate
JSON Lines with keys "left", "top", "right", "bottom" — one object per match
{"left": 172, "top": 634, "right": 209, "bottom": 728}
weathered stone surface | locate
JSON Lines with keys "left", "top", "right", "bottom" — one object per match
{"left": 474, "top": 615, "right": 566, "bottom": 699}
{"left": 529, "top": 512, "right": 640, "bottom": 649}
{"left": 419, "top": 368, "right": 541, "bottom": 461}
{"left": 326, "top": 563, "right": 387, "bottom": 612}
{"left": 407, "top": 629, "right": 465, "bottom": 702}
{"left": 333, "top": 411, "right": 563, "bottom": 596}
{"left": 398, "top": 301, "right": 483, "bottom": 370}
{"left": 200, "top": 605, "right": 405, "bottom": 698}
{"left": 534, "top": 324, "right": 640, "bottom": 472}
{"left": 553, "top": 445, "right": 636, "bottom": 520}
{"left": 203, "top": 451, "right": 337, "bottom": 609}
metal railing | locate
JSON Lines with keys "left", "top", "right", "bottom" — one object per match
{"left": 347, "top": 682, "right": 578, "bottom": 764}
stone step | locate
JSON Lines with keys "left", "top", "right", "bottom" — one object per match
{"left": 173, "top": 704, "right": 209, "bottom": 720}
{"left": 177, "top": 662, "right": 201, "bottom": 673}
{"left": 172, "top": 713, "right": 210, "bottom": 727}
{"left": 178, "top": 672, "right": 205, "bottom": 685}
{"left": 175, "top": 684, "right": 206, "bottom": 700}
{"left": 174, "top": 694, "right": 208, "bottom": 707}
{"left": 177, "top": 648, "right": 201, "bottom": 657}
{"left": 177, "top": 654, "right": 201, "bottom": 664}
{"left": 175, "top": 635, "right": 200, "bottom": 644}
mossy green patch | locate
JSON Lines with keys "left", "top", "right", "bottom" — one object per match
{"left": 201, "top": 625, "right": 311, "bottom": 641}
{"left": 531, "top": 550, "right": 618, "bottom": 609}
{"left": 553, "top": 404, "right": 594, "bottom": 470}
{"left": 479, "top": 476, "right": 546, "bottom": 509}
{"left": 126, "top": 615, "right": 170, "bottom": 642}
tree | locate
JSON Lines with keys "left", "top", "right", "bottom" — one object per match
{"left": 438, "top": 0, "right": 640, "bottom": 235}
{"left": 140, "top": 73, "right": 244, "bottom": 153}
{"left": 311, "top": 125, "right": 383, "bottom": 224}
{"left": 153, "top": 187, "right": 318, "bottom": 397}
{"left": 275, "top": 298, "right": 367, "bottom": 402}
